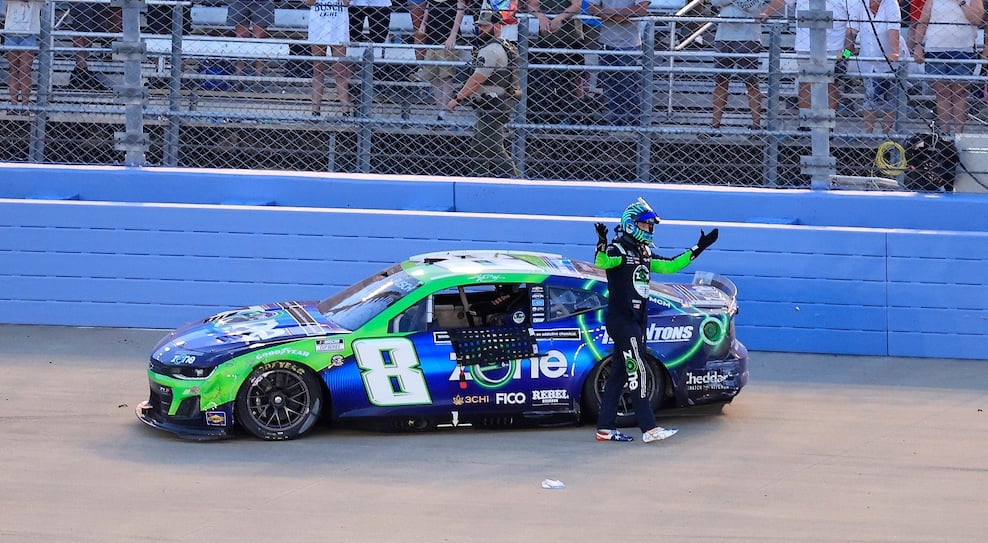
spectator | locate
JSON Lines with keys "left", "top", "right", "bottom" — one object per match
{"left": 911, "top": 0, "right": 983, "bottom": 136}
{"left": 528, "top": 0, "right": 585, "bottom": 123}
{"left": 788, "top": 0, "right": 851, "bottom": 114}
{"left": 67, "top": 1, "right": 119, "bottom": 91}
{"left": 587, "top": 0, "right": 649, "bottom": 125}
{"left": 409, "top": 0, "right": 428, "bottom": 60}
{"left": 307, "top": 0, "right": 352, "bottom": 116}
{"left": 447, "top": 9, "right": 520, "bottom": 178}
{"left": 418, "top": 0, "right": 463, "bottom": 121}
{"left": 709, "top": 0, "right": 781, "bottom": 131}
{"left": 349, "top": 0, "right": 393, "bottom": 44}
{"left": 227, "top": 0, "right": 275, "bottom": 90}
{"left": 4, "top": 0, "right": 43, "bottom": 107}
{"left": 847, "top": 0, "right": 902, "bottom": 134}
{"left": 905, "top": 0, "right": 926, "bottom": 50}
{"left": 579, "top": 0, "right": 602, "bottom": 97}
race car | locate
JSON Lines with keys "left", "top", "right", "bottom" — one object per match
{"left": 137, "top": 250, "right": 747, "bottom": 440}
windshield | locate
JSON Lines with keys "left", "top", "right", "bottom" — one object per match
{"left": 317, "top": 265, "right": 423, "bottom": 330}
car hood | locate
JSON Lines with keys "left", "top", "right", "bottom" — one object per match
{"left": 153, "top": 302, "right": 349, "bottom": 361}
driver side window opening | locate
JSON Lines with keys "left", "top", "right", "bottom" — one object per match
{"left": 389, "top": 283, "right": 530, "bottom": 333}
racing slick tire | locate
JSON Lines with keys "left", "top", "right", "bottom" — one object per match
{"left": 236, "top": 361, "right": 324, "bottom": 440}
{"left": 582, "top": 356, "right": 663, "bottom": 428}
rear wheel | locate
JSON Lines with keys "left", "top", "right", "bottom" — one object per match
{"left": 236, "top": 361, "right": 323, "bottom": 440}
{"left": 582, "top": 356, "right": 663, "bottom": 428}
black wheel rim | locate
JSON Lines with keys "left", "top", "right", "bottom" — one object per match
{"left": 245, "top": 369, "right": 311, "bottom": 431}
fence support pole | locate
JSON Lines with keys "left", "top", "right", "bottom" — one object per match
{"left": 637, "top": 20, "right": 655, "bottom": 183}
{"left": 112, "top": 0, "right": 149, "bottom": 166}
{"left": 763, "top": 23, "right": 781, "bottom": 187}
{"left": 29, "top": 1, "right": 54, "bottom": 162}
{"left": 514, "top": 16, "right": 530, "bottom": 179}
{"left": 798, "top": 0, "right": 836, "bottom": 188}
{"left": 356, "top": 46, "right": 374, "bottom": 173}
{"left": 162, "top": 3, "right": 185, "bottom": 167}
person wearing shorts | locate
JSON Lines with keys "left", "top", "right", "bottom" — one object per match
{"left": 227, "top": 0, "right": 276, "bottom": 88}
{"left": 348, "top": 0, "right": 392, "bottom": 43}
{"left": 421, "top": 0, "right": 462, "bottom": 120}
{"left": 709, "top": 0, "right": 781, "bottom": 131}
{"left": 4, "top": 0, "right": 43, "bottom": 106}
{"left": 408, "top": 0, "right": 428, "bottom": 60}
{"left": 847, "top": 0, "right": 902, "bottom": 134}
{"left": 67, "top": 1, "right": 119, "bottom": 90}
{"left": 788, "top": 0, "right": 850, "bottom": 114}
{"left": 307, "top": 0, "right": 352, "bottom": 116}
{"left": 911, "top": 0, "right": 983, "bottom": 135}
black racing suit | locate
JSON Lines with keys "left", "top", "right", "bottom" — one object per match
{"left": 595, "top": 232, "right": 695, "bottom": 431}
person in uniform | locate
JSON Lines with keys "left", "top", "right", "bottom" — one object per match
{"left": 446, "top": 9, "right": 520, "bottom": 178}
{"left": 593, "top": 197, "right": 718, "bottom": 443}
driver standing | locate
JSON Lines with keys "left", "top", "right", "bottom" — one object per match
{"left": 593, "top": 197, "right": 719, "bottom": 443}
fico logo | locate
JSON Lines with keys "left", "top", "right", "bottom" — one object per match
{"left": 496, "top": 392, "right": 527, "bottom": 405}
{"left": 601, "top": 324, "right": 694, "bottom": 344}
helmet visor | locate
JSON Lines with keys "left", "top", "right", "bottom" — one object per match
{"left": 636, "top": 210, "right": 658, "bottom": 224}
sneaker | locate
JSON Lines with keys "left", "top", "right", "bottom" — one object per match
{"left": 642, "top": 426, "right": 678, "bottom": 443}
{"left": 596, "top": 429, "right": 634, "bottom": 442}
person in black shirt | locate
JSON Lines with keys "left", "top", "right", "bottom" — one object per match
{"left": 593, "top": 197, "right": 718, "bottom": 443}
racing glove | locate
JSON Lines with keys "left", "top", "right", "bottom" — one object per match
{"left": 594, "top": 222, "right": 609, "bottom": 254}
{"left": 690, "top": 228, "right": 719, "bottom": 259}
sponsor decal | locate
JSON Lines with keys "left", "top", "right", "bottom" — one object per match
{"left": 316, "top": 338, "right": 345, "bottom": 352}
{"left": 255, "top": 347, "right": 311, "bottom": 361}
{"left": 686, "top": 371, "right": 731, "bottom": 391}
{"left": 205, "top": 411, "right": 227, "bottom": 426}
{"left": 624, "top": 350, "right": 640, "bottom": 391}
{"left": 648, "top": 295, "right": 673, "bottom": 308}
{"left": 495, "top": 392, "right": 527, "bottom": 405}
{"left": 448, "top": 350, "right": 569, "bottom": 388}
{"left": 633, "top": 265, "right": 650, "bottom": 297}
{"left": 601, "top": 324, "right": 695, "bottom": 345}
{"left": 531, "top": 389, "right": 570, "bottom": 406}
{"left": 535, "top": 329, "right": 581, "bottom": 340}
{"left": 330, "top": 354, "right": 345, "bottom": 367}
{"left": 452, "top": 394, "right": 491, "bottom": 405}
{"left": 530, "top": 285, "right": 546, "bottom": 323}
{"left": 169, "top": 354, "right": 197, "bottom": 365}
{"left": 511, "top": 310, "right": 526, "bottom": 325}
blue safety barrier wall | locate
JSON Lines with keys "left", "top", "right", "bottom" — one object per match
{"left": 1, "top": 164, "right": 986, "bottom": 360}
{"left": 3, "top": 163, "right": 987, "bottom": 231}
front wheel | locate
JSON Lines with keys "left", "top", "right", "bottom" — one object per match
{"left": 236, "top": 361, "right": 323, "bottom": 440}
{"left": 582, "top": 356, "right": 663, "bottom": 428}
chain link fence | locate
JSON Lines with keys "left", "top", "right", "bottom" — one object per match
{"left": 2, "top": 0, "right": 988, "bottom": 189}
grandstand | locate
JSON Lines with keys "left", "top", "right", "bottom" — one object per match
{"left": 0, "top": 0, "right": 985, "bottom": 187}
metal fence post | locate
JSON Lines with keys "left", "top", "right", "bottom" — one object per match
{"left": 894, "top": 63, "right": 908, "bottom": 134}
{"left": 637, "top": 19, "right": 655, "bottom": 183}
{"left": 763, "top": 22, "right": 782, "bottom": 187}
{"left": 798, "top": 0, "right": 836, "bottom": 188}
{"left": 29, "top": 1, "right": 55, "bottom": 163}
{"left": 514, "top": 16, "right": 530, "bottom": 179}
{"left": 112, "top": 0, "right": 150, "bottom": 166}
{"left": 356, "top": 46, "right": 374, "bottom": 173}
{"left": 162, "top": 2, "right": 185, "bottom": 167}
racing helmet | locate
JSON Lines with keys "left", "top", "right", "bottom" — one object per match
{"left": 475, "top": 9, "right": 503, "bottom": 26}
{"left": 621, "top": 197, "right": 660, "bottom": 244}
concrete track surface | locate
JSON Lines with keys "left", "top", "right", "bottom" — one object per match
{"left": 1, "top": 324, "right": 985, "bottom": 543}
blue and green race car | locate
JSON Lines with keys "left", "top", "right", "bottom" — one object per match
{"left": 137, "top": 250, "right": 747, "bottom": 440}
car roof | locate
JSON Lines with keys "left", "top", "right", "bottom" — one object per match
{"left": 406, "top": 250, "right": 588, "bottom": 281}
